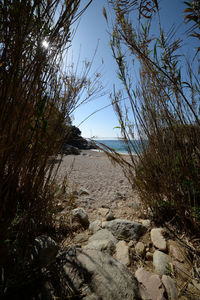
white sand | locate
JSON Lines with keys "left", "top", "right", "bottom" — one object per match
{"left": 57, "top": 150, "right": 141, "bottom": 221}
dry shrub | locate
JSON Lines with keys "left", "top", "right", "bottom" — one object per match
{"left": 0, "top": 0, "right": 104, "bottom": 298}
{"left": 0, "top": 0, "right": 103, "bottom": 265}
{"left": 106, "top": 0, "right": 200, "bottom": 233}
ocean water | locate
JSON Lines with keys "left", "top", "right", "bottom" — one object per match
{"left": 95, "top": 139, "right": 144, "bottom": 154}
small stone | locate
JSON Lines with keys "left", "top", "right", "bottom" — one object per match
{"left": 101, "top": 204, "right": 110, "bottom": 209}
{"left": 135, "top": 267, "right": 166, "bottom": 300}
{"left": 162, "top": 275, "right": 178, "bottom": 299}
{"left": 116, "top": 192, "right": 125, "bottom": 199}
{"left": 79, "top": 188, "right": 90, "bottom": 196}
{"left": 73, "top": 233, "right": 88, "bottom": 244}
{"left": 128, "top": 240, "right": 136, "bottom": 248}
{"left": 146, "top": 252, "right": 153, "bottom": 261}
{"left": 151, "top": 228, "right": 167, "bottom": 251}
{"left": 135, "top": 242, "right": 145, "bottom": 257}
{"left": 98, "top": 207, "right": 109, "bottom": 217}
{"left": 72, "top": 208, "right": 89, "bottom": 228}
{"left": 153, "top": 250, "right": 170, "bottom": 275}
{"left": 127, "top": 202, "right": 141, "bottom": 209}
{"left": 106, "top": 211, "right": 115, "bottom": 221}
{"left": 141, "top": 219, "right": 151, "bottom": 228}
{"left": 116, "top": 240, "right": 130, "bottom": 266}
{"left": 89, "top": 220, "right": 101, "bottom": 234}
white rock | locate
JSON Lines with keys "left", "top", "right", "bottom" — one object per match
{"left": 162, "top": 275, "right": 178, "bottom": 299}
{"left": 89, "top": 220, "right": 101, "bottom": 234}
{"left": 116, "top": 240, "right": 130, "bottom": 266}
{"left": 135, "top": 242, "right": 145, "bottom": 257}
{"left": 151, "top": 228, "right": 167, "bottom": 251}
{"left": 153, "top": 250, "right": 170, "bottom": 275}
{"left": 86, "top": 229, "right": 117, "bottom": 255}
{"left": 135, "top": 267, "right": 166, "bottom": 300}
{"left": 141, "top": 219, "right": 151, "bottom": 228}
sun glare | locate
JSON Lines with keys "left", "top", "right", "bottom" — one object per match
{"left": 42, "top": 40, "right": 49, "bottom": 49}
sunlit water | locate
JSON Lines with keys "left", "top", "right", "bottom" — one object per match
{"left": 94, "top": 139, "right": 146, "bottom": 154}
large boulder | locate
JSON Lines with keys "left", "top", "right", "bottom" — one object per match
{"left": 61, "top": 247, "right": 141, "bottom": 300}
{"left": 102, "top": 219, "right": 147, "bottom": 241}
{"left": 61, "top": 144, "right": 81, "bottom": 155}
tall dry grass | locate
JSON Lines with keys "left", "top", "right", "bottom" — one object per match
{"left": 105, "top": 0, "right": 200, "bottom": 233}
{"left": 0, "top": 0, "right": 103, "bottom": 262}
{"left": 0, "top": 0, "right": 105, "bottom": 297}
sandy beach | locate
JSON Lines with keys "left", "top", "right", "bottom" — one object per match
{"left": 57, "top": 150, "right": 142, "bottom": 222}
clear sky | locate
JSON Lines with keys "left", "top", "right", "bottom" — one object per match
{"left": 67, "top": 0, "right": 198, "bottom": 139}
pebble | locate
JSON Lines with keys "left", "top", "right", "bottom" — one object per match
{"left": 116, "top": 240, "right": 130, "bottom": 266}
{"left": 162, "top": 275, "right": 178, "bottom": 299}
{"left": 151, "top": 228, "right": 167, "bottom": 251}
{"left": 106, "top": 211, "right": 115, "bottom": 221}
{"left": 153, "top": 250, "right": 170, "bottom": 275}
{"left": 135, "top": 242, "right": 145, "bottom": 257}
{"left": 135, "top": 267, "right": 166, "bottom": 300}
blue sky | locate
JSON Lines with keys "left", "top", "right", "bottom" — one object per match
{"left": 67, "top": 0, "right": 198, "bottom": 138}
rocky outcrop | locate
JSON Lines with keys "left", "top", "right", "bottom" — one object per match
{"left": 62, "top": 125, "right": 97, "bottom": 155}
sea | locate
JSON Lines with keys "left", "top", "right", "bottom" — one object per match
{"left": 94, "top": 139, "right": 145, "bottom": 154}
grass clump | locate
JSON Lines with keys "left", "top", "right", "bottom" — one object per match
{"left": 105, "top": 0, "right": 200, "bottom": 234}
{"left": 0, "top": 0, "right": 103, "bottom": 298}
